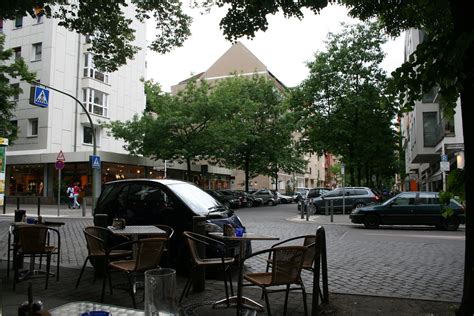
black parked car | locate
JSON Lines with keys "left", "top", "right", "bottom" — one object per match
{"left": 297, "top": 187, "right": 331, "bottom": 212}
{"left": 93, "top": 179, "right": 251, "bottom": 272}
{"left": 350, "top": 191, "right": 465, "bottom": 231}
{"left": 230, "top": 190, "right": 263, "bottom": 207}
{"left": 207, "top": 189, "right": 241, "bottom": 209}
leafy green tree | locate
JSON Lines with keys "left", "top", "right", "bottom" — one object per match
{"left": 211, "top": 1, "right": 474, "bottom": 313}
{"left": 1, "top": 1, "right": 192, "bottom": 72}
{"left": 292, "top": 22, "right": 397, "bottom": 187}
{"left": 105, "top": 80, "right": 220, "bottom": 181}
{"left": 210, "top": 75, "right": 305, "bottom": 192}
{"left": 0, "top": 34, "right": 36, "bottom": 141}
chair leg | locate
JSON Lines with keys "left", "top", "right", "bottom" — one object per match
{"left": 12, "top": 252, "right": 19, "bottom": 291}
{"left": 75, "top": 258, "right": 89, "bottom": 288}
{"left": 227, "top": 266, "right": 234, "bottom": 296}
{"left": 263, "top": 287, "right": 272, "bottom": 316}
{"left": 101, "top": 271, "right": 107, "bottom": 303}
{"left": 45, "top": 253, "right": 52, "bottom": 290}
{"left": 301, "top": 285, "right": 308, "bottom": 316}
{"left": 222, "top": 268, "right": 230, "bottom": 305}
{"left": 56, "top": 250, "right": 60, "bottom": 281}
{"left": 179, "top": 277, "right": 192, "bottom": 303}
{"left": 108, "top": 269, "right": 113, "bottom": 294}
{"left": 284, "top": 284, "right": 290, "bottom": 316}
{"left": 127, "top": 273, "right": 137, "bottom": 309}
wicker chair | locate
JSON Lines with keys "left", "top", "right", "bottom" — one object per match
{"left": 239, "top": 245, "right": 309, "bottom": 316}
{"left": 179, "top": 231, "right": 235, "bottom": 304}
{"left": 75, "top": 226, "right": 132, "bottom": 289}
{"left": 12, "top": 225, "right": 61, "bottom": 290}
{"left": 101, "top": 237, "right": 167, "bottom": 308}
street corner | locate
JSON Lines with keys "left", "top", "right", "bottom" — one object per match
{"left": 287, "top": 214, "right": 357, "bottom": 226}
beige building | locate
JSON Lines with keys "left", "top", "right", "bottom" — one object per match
{"left": 171, "top": 42, "right": 330, "bottom": 192}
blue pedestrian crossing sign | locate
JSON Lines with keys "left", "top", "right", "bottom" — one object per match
{"left": 90, "top": 155, "right": 101, "bottom": 169}
{"left": 441, "top": 154, "right": 448, "bottom": 162}
{"left": 30, "top": 86, "right": 49, "bottom": 108}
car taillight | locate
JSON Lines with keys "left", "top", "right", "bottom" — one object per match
{"left": 373, "top": 196, "right": 380, "bottom": 202}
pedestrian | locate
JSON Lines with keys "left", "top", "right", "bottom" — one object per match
{"left": 66, "top": 184, "right": 74, "bottom": 209}
{"left": 73, "top": 182, "right": 81, "bottom": 209}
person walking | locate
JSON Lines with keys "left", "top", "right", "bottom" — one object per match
{"left": 66, "top": 184, "right": 74, "bottom": 209}
{"left": 73, "top": 182, "right": 81, "bottom": 209}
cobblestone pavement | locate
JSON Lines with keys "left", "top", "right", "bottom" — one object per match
{"left": 0, "top": 202, "right": 465, "bottom": 305}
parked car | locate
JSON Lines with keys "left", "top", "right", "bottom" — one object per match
{"left": 297, "top": 187, "right": 331, "bottom": 212}
{"left": 206, "top": 190, "right": 241, "bottom": 209}
{"left": 293, "top": 187, "right": 309, "bottom": 203}
{"left": 350, "top": 191, "right": 465, "bottom": 231}
{"left": 232, "top": 191, "right": 263, "bottom": 207}
{"left": 310, "top": 187, "right": 380, "bottom": 214}
{"left": 93, "top": 179, "right": 251, "bottom": 272}
{"left": 252, "top": 189, "right": 278, "bottom": 206}
{"left": 273, "top": 191, "right": 294, "bottom": 204}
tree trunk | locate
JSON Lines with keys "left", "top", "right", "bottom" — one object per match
{"left": 274, "top": 173, "right": 279, "bottom": 191}
{"left": 245, "top": 156, "right": 250, "bottom": 192}
{"left": 186, "top": 158, "right": 191, "bottom": 182}
{"left": 452, "top": 2, "right": 474, "bottom": 314}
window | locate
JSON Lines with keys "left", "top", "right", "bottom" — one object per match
{"left": 28, "top": 118, "right": 38, "bottom": 137}
{"left": 15, "top": 16, "right": 23, "bottom": 28}
{"left": 13, "top": 47, "right": 21, "bottom": 59}
{"left": 83, "top": 126, "right": 98, "bottom": 145}
{"left": 83, "top": 53, "right": 109, "bottom": 83}
{"left": 11, "top": 83, "right": 20, "bottom": 101}
{"left": 423, "top": 112, "right": 439, "bottom": 147}
{"left": 83, "top": 88, "right": 108, "bottom": 117}
{"left": 32, "top": 43, "right": 42, "bottom": 61}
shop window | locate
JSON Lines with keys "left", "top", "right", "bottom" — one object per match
{"left": 83, "top": 88, "right": 109, "bottom": 117}
{"left": 32, "top": 43, "right": 42, "bottom": 61}
{"left": 15, "top": 16, "right": 23, "bottom": 28}
{"left": 83, "top": 53, "right": 109, "bottom": 83}
{"left": 28, "top": 118, "right": 38, "bottom": 137}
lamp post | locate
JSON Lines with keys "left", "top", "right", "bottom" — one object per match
{"left": 30, "top": 81, "right": 100, "bottom": 210}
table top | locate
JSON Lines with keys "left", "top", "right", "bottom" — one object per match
{"left": 107, "top": 225, "right": 166, "bottom": 236}
{"left": 209, "top": 232, "right": 279, "bottom": 241}
{"left": 49, "top": 301, "right": 144, "bottom": 315}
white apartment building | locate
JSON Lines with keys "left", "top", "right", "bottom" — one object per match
{"left": 401, "top": 29, "right": 464, "bottom": 191}
{"left": 1, "top": 8, "right": 159, "bottom": 202}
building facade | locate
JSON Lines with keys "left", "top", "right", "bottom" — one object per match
{"left": 1, "top": 7, "right": 164, "bottom": 203}
{"left": 401, "top": 29, "right": 464, "bottom": 192}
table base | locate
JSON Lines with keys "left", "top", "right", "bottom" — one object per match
{"left": 212, "top": 295, "right": 264, "bottom": 312}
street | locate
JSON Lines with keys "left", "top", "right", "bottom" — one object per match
{"left": 0, "top": 202, "right": 464, "bottom": 303}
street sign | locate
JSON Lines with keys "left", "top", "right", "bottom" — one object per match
{"left": 29, "top": 86, "right": 50, "bottom": 108}
{"left": 90, "top": 155, "right": 101, "bottom": 169}
{"left": 56, "top": 150, "right": 66, "bottom": 161}
{"left": 440, "top": 161, "right": 450, "bottom": 172}
{"left": 441, "top": 154, "right": 448, "bottom": 162}
{"left": 341, "top": 163, "right": 345, "bottom": 175}
{"left": 55, "top": 160, "right": 65, "bottom": 170}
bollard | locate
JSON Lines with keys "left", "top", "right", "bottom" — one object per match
{"left": 16, "top": 197, "right": 20, "bottom": 210}
{"left": 312, "top": 226, "right": 330, "bottom": 315}
{"left": 330, "top": 200, "right": 334, "bottom": 223}
{"left": 2, "top": 198, "right": 5, "bottom": 214}
{"left": 325, "top": 200, "right": 328, "bottom": 216}
{"left": 306, "top": 200, "right": 310, "bottom": 221}
{"left": 300, "top": 199, "right": 304, "bottom": 219}
{"left": 192, "top": 216, "right": 206, "bottom": 292}
{"left": 37, "top": 197, "right": 41, "bottom": 217}
{"left": 82, "top": 199, "right": 86, "bottom": 217}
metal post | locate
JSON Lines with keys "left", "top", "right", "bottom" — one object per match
{"left": 300, "top": 199, "right": 304, "bottom": 219}
{"left": 57, "top": 168, "right": 61, "bottom": 216}
{"left": 306, "top": 200, "right": 310, "bottom": 221}
{"left": 17, "top": 196, "right": 20, "bottom": 210}
{"left": 330, "top": 200, "right": 334, "bottom": 223}
{"left": 82, "top": 198, "right": 86, "bottom": 217}
{"left": 37, "top": 197, "right": 41, "bottom": 217}
{"left": 192, "top": 216, "right": 206, "bottom": 292}
{"left": 325, "top": 200, "right": 328, "bottom": 216}
{"left": 2, "top": 198, "right": 6, "bottom": 214}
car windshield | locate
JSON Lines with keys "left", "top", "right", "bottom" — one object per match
{"left": 168, "top": 182, "right": 221, "bottom": 215}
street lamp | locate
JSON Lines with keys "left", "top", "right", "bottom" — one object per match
{"left": 30, "top": 81, "right": 101, "bottom": 210}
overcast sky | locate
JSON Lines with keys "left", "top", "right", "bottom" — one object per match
{"left": 146, "top": 4, "right": 405, "bottom": 92}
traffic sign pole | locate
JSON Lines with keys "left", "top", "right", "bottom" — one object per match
{"left": 57, "top": 169, "right": 61, "bottom": 216}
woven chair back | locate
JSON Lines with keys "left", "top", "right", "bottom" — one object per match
{"left": 271, "top": 246, "right": 307, "bottom": 285}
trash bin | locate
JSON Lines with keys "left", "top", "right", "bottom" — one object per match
{"left": 14, "top": 210, "right": 26, "bottom": 222}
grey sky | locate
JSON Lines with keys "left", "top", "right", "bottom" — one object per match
{"left": 146, "top": 4, "right": 404, "bottom": 92}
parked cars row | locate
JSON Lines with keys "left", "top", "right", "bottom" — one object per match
{"left": 350, "top": 191, "right": 465, "bottom": 231}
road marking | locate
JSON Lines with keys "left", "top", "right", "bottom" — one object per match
{"left": 364, "top": 233, "right": 465, "bottom": 240}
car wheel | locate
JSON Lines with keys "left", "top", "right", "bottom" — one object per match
{"left": 268, "top": 200, "right": 275, "bottom": 206}
{"left": 311, "top": 205, "right": 320, "bottom": 215}
{"left": 363, "top": 214, "right": 380, "bottom": 229}
{"left": 443, "top": 216, "right": 460, "bottom": 231}
{"left": 246, "top": 200, "right": 254, "bottom": 207}
{"left": 354, "top": 202, "right": 365, "bottom": 210}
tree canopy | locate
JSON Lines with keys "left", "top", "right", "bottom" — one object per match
{"left": 292, "top": 22, "right": 398, "bottom": 187}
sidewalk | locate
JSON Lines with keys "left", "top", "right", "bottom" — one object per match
{"left": 288, "top": 213, "right": 355, "bottom": 226}
{"left": 1, "top": 203, "right": 93, "bottom": 219}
